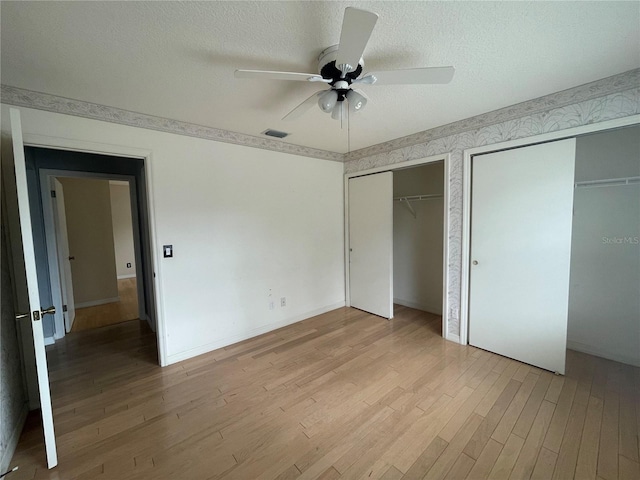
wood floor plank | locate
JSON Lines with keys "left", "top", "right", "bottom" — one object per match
{"left": 530, "top": 447, "right": 557, "bottom": 480}
{"left": 379, "top": 465, "right": 404, "bottom": 480}
{"left": 273, "top": 464, "right": 302, "bottom": 480}
{"left": 543, "top": 378, "right": 578, "bottom": 453}
{"left": 464, "top": 379, "right": 521, "bottom": 460}
{"left": 511, "top": 372, "right": 553, "bottom": 439}
{"left": 551, "top": 397, "right": 588, "bottom": 480}
{"left": 509, "top": 400, "right": 556, "bottom": 479}
{"left": 545, "top": 376, "right": 565, "bottom": 404}
{"left": 464, "top": 438, "right": 503, "bottom": 480}
{"left": 491, "top": 372, "right": 539, "bottom": 444}
{"left": 619, "top": 455, "right": 640, "bottom": 480}
{"left": 597, "top": 390, "right": 620, "bottom": 480}
{"left": 424, "top": 414, "right": 483, "bottom": 480}
{"left": 443, "top": 453, "right": 475, "bottom": 480}
{"left": 575, "top": 395, "right": 605, "bottom": 480}
{"left": 487, "top": 433, "right": 526, "bottom": 480}
{"left": 403, "top": 437, "right": 448, "bottom": 480}
{"left": 383, "top": 388, "right": 474, "bottom": 473}
{"left": 438, "top": 371, "right": 500, "bottom": 442}
{"left": 618, "top": 370, "right": 639, "bottom": 463}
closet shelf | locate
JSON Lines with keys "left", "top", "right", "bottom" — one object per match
{"left": 394, "top": 194, "right": 443, "bottom": 218}
{"left": 574, "top": 176, "right": 640, "bottom": 189}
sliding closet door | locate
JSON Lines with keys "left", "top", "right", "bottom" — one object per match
{"left": 469, "top": 139, "right": 576, "bottom": 374}
{"left": 349, "top": 172, "right": 393, "bottom": 319}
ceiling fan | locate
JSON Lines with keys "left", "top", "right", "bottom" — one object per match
{"left": 234, "top": 7, "right": 455, "bottom": 123}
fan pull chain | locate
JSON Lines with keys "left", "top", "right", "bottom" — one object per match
{"left": 347, "top": 106, "right": 351, "bottom": 153}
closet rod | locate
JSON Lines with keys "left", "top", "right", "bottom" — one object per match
{"left": 574, "top": 176, "right": 640, "bottom": 189}
{"left": 393, "top": 194, "right": 444, "bottom": 201}
{"left": 394, "top": 194, "right": 443, "bottom": 219}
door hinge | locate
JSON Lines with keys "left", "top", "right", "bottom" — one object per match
{"left": 51, "top": 190, "right": 56, "bottom": 198}
{"left": 63, "top": 304, "right": 68, "bottom": 312}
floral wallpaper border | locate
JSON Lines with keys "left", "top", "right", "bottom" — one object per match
{"left": 345, "top": 73, "right": 639, "bottom": 338}
{"left": 345, "top": 69, "right": 640, "bottom": 161}
{"left": 0, "top": 85, "right": 343, "bottom": 163}
{"left": 2, "top": 70, "right": 637, "bottom": 167}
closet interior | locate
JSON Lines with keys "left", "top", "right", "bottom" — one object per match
{"left": 393, "top": 162, "right": 445, "bottom": 320}
{"left": 568, "top": 125, "right": 640, "bottom": 367}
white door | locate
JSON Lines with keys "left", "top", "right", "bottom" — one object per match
{"left": 349, "top": 172, "right": 393, "bottom": 319}
{"left": 10, "top": 108, "right": 58, "bottom": 468}
{"left": 52, "top": 178, "right": 76, "bottom": 332}
{"left": 469, "top": 139, "right": 576, "bottom": 374}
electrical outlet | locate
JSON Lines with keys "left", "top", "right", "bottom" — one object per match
{"left": 281, "top": 297, "right": 286, "bottom": 307}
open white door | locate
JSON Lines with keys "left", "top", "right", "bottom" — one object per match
{"left": 349, "top": 172, "right": 393, "bottom": 319}
{"left": 52, "top": 178, "right": 76, "bottom": 332}
{"left": 469, "top": 139, "right": 576, "bottom": 374}
{"left": 10, "top": 108, "right": 58, "bottom": 468}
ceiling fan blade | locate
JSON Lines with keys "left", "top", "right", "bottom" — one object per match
{"left": 282, "top": 91, "right": 323, "bottom": 121}
{"left": 365, "top": 66, "right": 455, "bottom": 85}
{"left": 235, "top": 69, "right": 326, "bottom": 82}
{"left": 335, "top": 8, "right": 379, "bottom": 72}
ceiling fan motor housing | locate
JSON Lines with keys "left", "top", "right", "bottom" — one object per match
{"left": 318, "top": 45, "right": 363, "bottom": 100}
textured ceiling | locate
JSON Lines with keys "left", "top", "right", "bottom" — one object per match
{"left": 1, "top": 1, "right": 638, "bottom": 154}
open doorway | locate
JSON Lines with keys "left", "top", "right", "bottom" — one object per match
{"left": 346, "top": 155, "right": 449, "bottom": 338}
{"left": 393, "top": 162, "right": 445, "bottom": 329}
{"left": 46, "top": 177, "right": 140, "bottom": 333}
{"left": 24, "top": 146, "right": 157, "bottom": 351}
{"left": 567, "top": 125, "right": 640, "bottom": 367}
{"left": 463, "top": 123, "right": 639, "bottom": 374}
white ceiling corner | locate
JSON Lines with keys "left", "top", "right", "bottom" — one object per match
{"left": 1, "top": 1, "right": 638, "bottom": 155}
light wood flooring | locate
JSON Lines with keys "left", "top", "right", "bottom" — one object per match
{"left": 10, "top": 306, "right": 640, "bottom": 480}
{"left": 71, "top": 278, "right": 139, "bottom": 332}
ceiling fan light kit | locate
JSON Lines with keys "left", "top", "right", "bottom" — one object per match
{"left": 234, "top": 7, "right": 455, "bottom": 122}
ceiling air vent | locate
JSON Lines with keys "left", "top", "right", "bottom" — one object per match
{"left": 262, "top": 129, "right": 289, "bottom": 139}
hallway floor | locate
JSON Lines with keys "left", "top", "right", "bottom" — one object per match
{"left": 71, "top": 277, "right": 138, "bottom": 332}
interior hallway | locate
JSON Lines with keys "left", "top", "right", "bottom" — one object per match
{"left": 9, "top": 306, "right": 640, "bottom": 480}
{"left": 71, "top": 278, "right": 138, "bottom": 332}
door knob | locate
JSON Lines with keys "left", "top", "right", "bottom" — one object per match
{"left": 15, "top": 312, "right": 30, "bottom": 320}
{"left": 472, "top": 260, "right": 479, "bottom": 265}
{"left": 40, "top": 306, "right": 56, "bottom": 316}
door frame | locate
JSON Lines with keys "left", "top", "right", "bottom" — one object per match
{"left": 39, "top": 169, "right": 145, "bottom": 339}
{"left": 460, "top": 115, "right": 640, "bottom": 346}
{"left": 344, "top": 153, "right": 451, "bottom": 340}
{"left": 18, "top": 133, "right": 167, "bottom": 366}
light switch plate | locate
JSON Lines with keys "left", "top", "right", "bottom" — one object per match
{"left": 163, "top": 245, "right": 173, "bottom": 258}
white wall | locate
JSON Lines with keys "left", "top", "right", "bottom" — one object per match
{"left": 568, "top": 126, "right": 640, "bottom": 366}
{"left": 109, "top": 182, "right": 136, "bottom": 278}
{"left": 1, "top": 105, "right": 345, "bottom": 365}
{"left": 393, "top": 163, "right": 444, "bottom": 314}
{"left": 59, "top": 177, "right": 119, "bottom": 307}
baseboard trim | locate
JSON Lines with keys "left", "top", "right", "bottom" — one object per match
{"left": 394, "top": 298, "right": 442, "bottom": 316}
{"left": 165, "top": 301, "right": 346, "bottom": 365}
{"left": 75, "top": 296, "right": 120, "bottom": 309}
{"left": 446, "top": 333, "right": 461, "bottom": 344}
{"left": 0, "top": 404, "right": 28, "bottom": 473}
{"left": 567, "top": 340, "right": 640, "bottom": 367}
{"left": 117, "top": 274, "right": 136, "bottom": 280}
